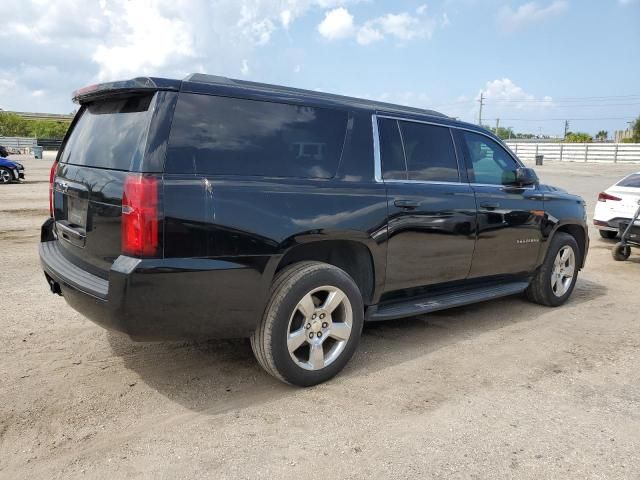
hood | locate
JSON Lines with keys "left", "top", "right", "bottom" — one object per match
{"left": 0, "top": 157, "right": 20, "bottom": 168}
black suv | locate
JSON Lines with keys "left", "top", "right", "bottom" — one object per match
{"left": 40, "top": 75, "right": 588, "bottom": 386}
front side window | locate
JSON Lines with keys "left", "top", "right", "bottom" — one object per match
{"left": 462, "top": 131, "right": 519, "bottom": 185}
{"left": 398, "top": 121, "right": 459, "bottom": 182}
{"left": 166, "top": 94, "right": 348, "bottom": 178}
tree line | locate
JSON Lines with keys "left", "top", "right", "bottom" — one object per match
{"left": 486, "top": 114, "right": 640, "bottom": 143}
{"left": 0, "top": 112, "right": 70, "bottom": 139}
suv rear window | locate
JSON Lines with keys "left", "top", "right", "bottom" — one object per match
{"left": 61, "top": 94, "right": 154, "bottom": 171}
{"left": 166, "top": 94, "right": 348, "bottom": 178}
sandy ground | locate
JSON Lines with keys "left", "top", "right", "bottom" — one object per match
{"left": 1, "top": 153, "right": 639, "bottom": 479}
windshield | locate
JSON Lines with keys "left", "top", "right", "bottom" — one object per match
{"left": 61, "top": 94, "right": 154, "bottom": 171}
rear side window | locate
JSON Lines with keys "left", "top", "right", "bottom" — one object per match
{"left": 398, "top": 121, "right": 459, "bottom": 182}
{"left": 61, "top": 94, "right": 153, "bottom": 170}
{"left": 166, "top": 94, "right": 348, "bottom": 178}
{"left": 378, "top": 118, "right": 406, "bottom": 180}
{"left": 617, "top": 174, "right": 640, "bottom": 188}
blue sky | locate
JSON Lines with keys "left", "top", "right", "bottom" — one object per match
{"left": 0, "top": 0, "right": 638, "bottom": 137}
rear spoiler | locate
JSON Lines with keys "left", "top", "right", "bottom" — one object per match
{"left": 72, "top": 77, "right": 181, "bottom": 104}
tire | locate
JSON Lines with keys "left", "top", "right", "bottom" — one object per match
{"left": 599, "top": 230, "right": 617, "bottom": 239}
{"left": 250, "top": 261, "right": 364, "bottom": 387}
{"left": 526, "top": 232, "right": 579, "bottom": 307}
{"left": 612, "top": 242, "right": 631, "bottom": 261}
{"left": 0, "top": 167, "right": 13, "bottom": 184}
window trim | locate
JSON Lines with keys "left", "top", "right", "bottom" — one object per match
{"left": 371, "top": 113, "right": 526, "bottom": 187}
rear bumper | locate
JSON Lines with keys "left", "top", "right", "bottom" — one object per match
{"left": 594, "top": 217, "right": 638, "bottom": 231}
{"left": 39, "top": 222, "right": 270, "bottom": 340}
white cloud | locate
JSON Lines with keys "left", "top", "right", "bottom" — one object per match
{"left": 356, "top": 24, "right": 384, "bottom": 45}
{"left": 0, "top": 0, "right": 348, "bottom": 112}
{"left": 318, "top": 7, "right": 355, "bottom": 40}
{"left": 241, "top": 59, "right": 250, "bottom": 76}
{"left": 92, "top": 1, "right": 195, "bottom": 81}
{"left": 498, "top": 1, "right": 568, "bottom": 31}
{"left": 280, "top": 9, "right": 293, "bottom": 28}
{"left": 320, "top": 4, "right": 446, "bottom": 45}
{"left": 480, "top": 78, "right": 554, "bottom": 109}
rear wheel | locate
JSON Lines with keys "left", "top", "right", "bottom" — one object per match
{"left": 251, "top": 261, "right": 363, "bottom": 386}
{"left": 612, "top": 242, "right": 631, "bottom": 261}
{"left": 0, "top": 167, "right": 12, "bottom": 184}
{"left": 599, "top": 230, "right": 617, "bottom": 239}
{"left": 526, "top": 232, "right": 579, "bottom": 307}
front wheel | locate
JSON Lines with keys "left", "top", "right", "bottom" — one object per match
{"left": 251, "top": 261, "right": 364, "bottom": 387}
{"left": 526, "top": 232, "right": 579, "bottom": 307}
{"left": 0, "top": 167, "right": 13, "bottom": 184}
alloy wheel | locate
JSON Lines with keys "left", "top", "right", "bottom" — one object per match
{"left": 551, "top": 246, "right": 575, "bottom": 297}
{"left": 286, "top": 285, "right": 353, "bottom": 371}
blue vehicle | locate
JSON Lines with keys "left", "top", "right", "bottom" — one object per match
{"left": 0, "top": 156, "right": 25, "bottom": 183}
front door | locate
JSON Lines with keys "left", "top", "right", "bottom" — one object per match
{"left": 457, "top": 130, "right": 544, "bottom": 278}
{"left": 378, "top": 117, "right": 477, "bottom": 293}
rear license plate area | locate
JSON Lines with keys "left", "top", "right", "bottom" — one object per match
{"left": 67, "top": 196, "right": 88, "bottom": 229}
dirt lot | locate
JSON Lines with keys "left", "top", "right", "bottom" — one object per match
{"left": 1, "top": 154, "right": 639, "bottom": 479}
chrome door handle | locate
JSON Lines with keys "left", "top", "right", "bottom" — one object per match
{"left": 480, "top": 202, "right": 500, "bottom": 209}
{"left": 394, "top": 199, "right": 419, "bottom": 209}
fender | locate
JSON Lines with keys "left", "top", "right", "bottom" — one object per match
{"left": 536, "top": 216, "right": 589, "bottom": 269}
{"left": 260, "top": 230, "right": 386, "bottom": 307}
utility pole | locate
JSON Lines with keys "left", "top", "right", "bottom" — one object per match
{"left": 495, "top": 118, "right": 500, "bottom": 136}
{"left": 564, "top": 120, "right": 570, "bottom": 139}
{"left": 478, "top": 92, "right": 484, "bottom": 126}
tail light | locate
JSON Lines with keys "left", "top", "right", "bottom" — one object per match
{"left": 48, "top": 161, "right": 58, "bottom": 216}
{"left": 122, "top": 174, "right": 160, "bottom": 257}
{"left": 597, "top": 192, "right": 621, "bottom": 202}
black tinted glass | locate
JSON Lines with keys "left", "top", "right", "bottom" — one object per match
{"left": 167, "top": 94, "right": 348, "bottom": 178}
{"left": 462, "top": 131, "right": 518, "bottom": 185}
{"left": 61, "top": 94, "right": 153, "bottom": 171}
{"left": 378, "top": 118, "right": 406, "bottom": 180}
{"left": 398, "top": 121, "right": 459, "bottom": 182}
{"left": 618, "top": 174, "right": 640, "bottom": 188}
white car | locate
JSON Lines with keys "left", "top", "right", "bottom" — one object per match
{"left": 594, "top": 172, "right": 640, "bottom": 238}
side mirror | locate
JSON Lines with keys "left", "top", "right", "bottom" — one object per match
{"left": 514, "top": 167, "right": 538, "bottom": 186}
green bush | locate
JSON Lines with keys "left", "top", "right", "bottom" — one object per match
{"left": 565, "top": 132, "right": 592, "bottom": 143}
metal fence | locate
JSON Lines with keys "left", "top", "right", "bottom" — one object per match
{"left": 506, "top": 142, "right": 640, "bottom": 163}
{"left": 0, "top": 136, "right": 37, "bottom": 152}
{"left": 0, "top": 136, "right": 63, "bottom": 153}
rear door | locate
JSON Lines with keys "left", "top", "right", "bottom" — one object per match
{"left": 457, "top": 130, "right": 544, "bottom": 278}
{"left": 53, "top": 93, "right": 156, "bottom": 277}
{"left": 379, "top": 117, "right": 477, "bottom": 293}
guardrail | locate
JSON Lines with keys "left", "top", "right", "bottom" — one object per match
{"left": 0, "top": 136, "right": 63, "bottom": 154}
{"left": 0, "top": 136, "right": 37, "bottom": 152}
{"left": 506, "top": 142, "right": 640, "bottom": 163}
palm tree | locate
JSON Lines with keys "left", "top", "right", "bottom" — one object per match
{"left": 596, "top": 130, "right": 608, "bottom": 142}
